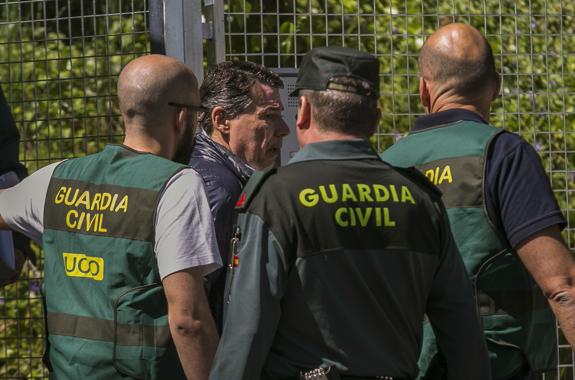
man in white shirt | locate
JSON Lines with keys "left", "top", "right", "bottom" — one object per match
{"left": 0, "top": 54, "right": 221, "bottom": 380}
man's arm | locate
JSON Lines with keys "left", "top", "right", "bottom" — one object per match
{"left": 516, "top": 225, "right": 575, "bottom": 349}
{"left": 163, "top": 267, "right": 219, "bottom": 380}
{"left": 0, "top": 162, "right": 59, "bottom": 242}
{"left": 209, "top": 213, "right": 288, "bottom": 380}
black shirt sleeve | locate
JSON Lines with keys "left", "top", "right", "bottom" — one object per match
{"left": 0, "top": 86, "right": 25, "bottom": 177}
{"left": 0, "top": 85, "right": 34, "bottom": 264}
{"left": 485, "top": 132, "right": 566, "bottom": 248}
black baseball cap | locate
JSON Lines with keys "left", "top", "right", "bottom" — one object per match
{"left": 290, "top": 46, "right": 380, "bottom": 98}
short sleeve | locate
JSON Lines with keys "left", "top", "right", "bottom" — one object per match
{"left": 485, "top": 133, "right": 566, "bottom": 248}
{"left": 154, "top": 168, "right": 222, "bottom": 279}
{"left": 0, "top": 162, "right": 59, "bottom": 243}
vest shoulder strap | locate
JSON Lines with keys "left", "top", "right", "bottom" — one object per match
{"left": 235, "top": 166, "right": 277, "bottom": 211}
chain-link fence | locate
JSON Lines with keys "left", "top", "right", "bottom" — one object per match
{"left": 0, "top": 0, "right": 150, "bottom": 377}
{"left": 1, "top": 0, "right": 575, "bottom": 378}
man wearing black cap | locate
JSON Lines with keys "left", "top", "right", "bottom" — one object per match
{"left": 209, "top": 46, "right": 490, "bottom": 380}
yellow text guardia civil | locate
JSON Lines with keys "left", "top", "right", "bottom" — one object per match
{"left": 54, "top": 185, "right": 129, "bottom": 233}
{"left": 299, "top": 183, "right": 416, "bottom": 228}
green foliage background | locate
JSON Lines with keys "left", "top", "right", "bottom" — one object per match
{"left": 0, "top": 0, "right": 149, "bottom": 377}
{"left": 0, "top": 0, "right": 574, "bottom": 378}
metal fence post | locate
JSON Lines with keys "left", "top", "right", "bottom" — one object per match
{"left": 203, "top": 0, "right": 226, "bottom": 66}
{"left": 161, "top": 0, "right": 205, "bottom": 80}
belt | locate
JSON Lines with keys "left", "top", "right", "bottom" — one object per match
{"left": 341, "top": 377, "right": 411, "bottom": 380}
{"left": 277, "top": 377, "right": 411, "bottom": 380}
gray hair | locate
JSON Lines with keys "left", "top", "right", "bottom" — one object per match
{"left": 199, "top": 61, "right": 284, "bottom": 134}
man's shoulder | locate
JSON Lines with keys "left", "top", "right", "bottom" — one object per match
{"left": 237, "top": 157, "right": 443, "bottom": 211}
{"left": 488, "top": 130, "right": 529, "bottom": 158}
{"left": 189, "top": 138, "right": 250, "bottom": 190}
{"left": 235, "top": 166, "right": 278, "bottom": 211}
{"left": 30, "top": 161, "right": 62, "bottom": 181}
{"left": 189, "top": 154, "right": 237, "bottom": 177}
{"left": 486, "top": 129, "right": 540, "bottom": 177}
{"left": 190, "top": 156, "right": 246, "bottom": 199}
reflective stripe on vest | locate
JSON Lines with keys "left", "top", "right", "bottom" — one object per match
{"left": 47, "top": 312, "right": 171, "bottom": 347}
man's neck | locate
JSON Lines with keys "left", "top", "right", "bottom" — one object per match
{"left": 303, "top": 128, "right": 367, "bottom": 146}
{"left": 430, "top": 103, "right": 490, "bottom": 122}
{"left": 428, "top": 91, "right": 491, "bottom": 122}
{"left": 122, "top": 136, "right": 166, "bottom": 158}
{"left": 209, "top": 131, "right": 232, "bottom": 152}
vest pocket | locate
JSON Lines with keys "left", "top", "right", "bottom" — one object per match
{"left": 112, "top": 283, "right": 172, "bottom": 379}
{"left": 483, "top": 314, "right": 526, "bottom": 380}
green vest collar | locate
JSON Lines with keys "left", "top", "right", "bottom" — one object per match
{"left": 288, "top": 139, "right": 379, "bottom": 164}
{"left": 414, "top": 108, "right": 488, "bottom": 132}
{"left": 104, "top": 143, "right": 157, "bottom": 157}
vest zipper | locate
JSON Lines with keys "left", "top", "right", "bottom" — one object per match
{"left": 225, "top": 225, "right": 242, "bottom": 304}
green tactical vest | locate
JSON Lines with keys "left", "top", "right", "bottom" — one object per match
{"left": 42, "top": 145, "right": 186, "bottom": 380}
{"left": 381, "top": 121, "right": 556, "bottom": 379}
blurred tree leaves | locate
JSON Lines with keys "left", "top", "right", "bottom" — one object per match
{"left": 0, "top": 1, "right": 149, "bottom": 377}
{"left": 1, "top": 0, "right": 148, "bottom": 173}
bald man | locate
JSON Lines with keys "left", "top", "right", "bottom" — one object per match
{"left": 0, "top": 55, "right": 221, "bottom": 380}
{"left": 382, "top": 23, "right": 574, "bottom": 380}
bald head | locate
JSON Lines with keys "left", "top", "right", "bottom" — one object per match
{"left": 419, "top": 23, "right": 498, "bottom": 96}
{"left": 117, "top": 54, "right": 199, "bottom": 130}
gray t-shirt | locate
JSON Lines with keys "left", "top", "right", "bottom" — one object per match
{"left": 0, "top": 162, "right": 221, "bottom": 279}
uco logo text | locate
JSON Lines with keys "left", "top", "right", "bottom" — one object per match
{"left": 63, "top": 252, "right": 104, "bottom": 281}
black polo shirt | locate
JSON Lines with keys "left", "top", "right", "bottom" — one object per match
{"left": 413, "top": 109, "right": 566, "bottom": 248}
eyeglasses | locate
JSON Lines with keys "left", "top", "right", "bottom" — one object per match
{"left": 168, "top": 102, "right": 208, "bottom": 113}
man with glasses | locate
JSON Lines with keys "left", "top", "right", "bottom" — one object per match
{"left": 188, "top": 60, "right": 289, "bottom": 332}
{"left": 0, "top": 55, "right": 221, "bottom": 380}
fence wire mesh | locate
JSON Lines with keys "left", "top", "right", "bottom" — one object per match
{"left": 221, "top": 0, "right": 575, "bottom": 378}
{"left": 1, "top": 0, "right": 575, "bottom": 378}
{"left": 0, "top": 0, "right": 149, "bottom": 377}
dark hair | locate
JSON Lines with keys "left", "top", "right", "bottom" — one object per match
{"left": 199, "top": 61, "right": 284, "bottom": 133}
{"left": 418, "top": 36, "right": 498, "bottom": 96}
{"left": 301, "top": 76, "right": 379, "bottom": 138}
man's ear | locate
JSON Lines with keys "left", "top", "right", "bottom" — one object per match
{"left": 373, "top": 106, "right": 382, "bottom": 132}
{"left": 419, "top": 76, "right": 431, "bottom": 113}
{"left": 295, "top": 96, "right": 311, "bottom": 132}
{"left": 175, "top": 108, "right": 187, "bottom": 136}
{"left": 491, "top": 73, "right": 502, "bottom": 101}
{"left": 211, "top": 107, "right": 230, "bottom": 135}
